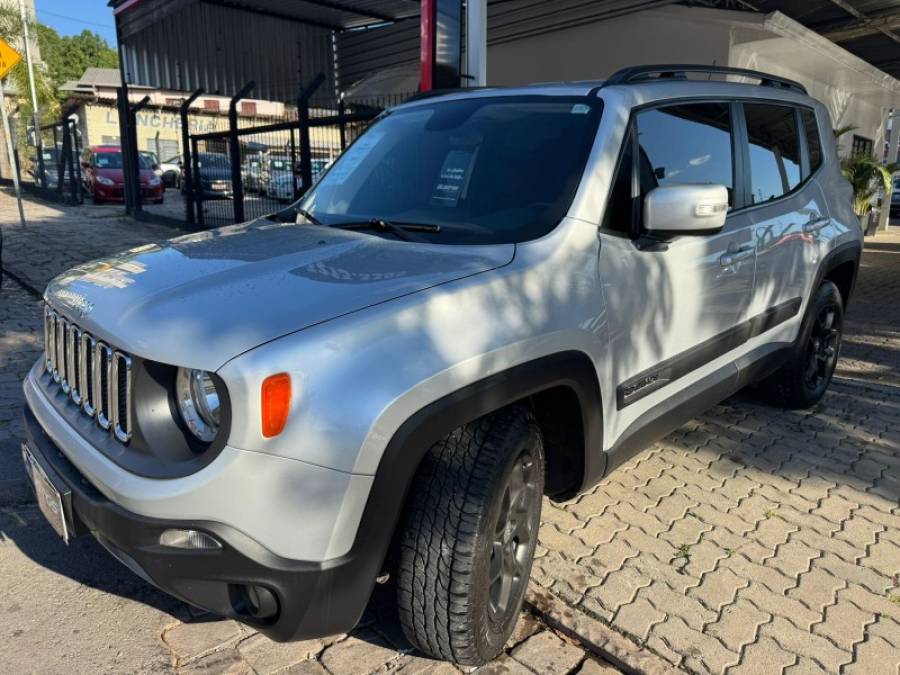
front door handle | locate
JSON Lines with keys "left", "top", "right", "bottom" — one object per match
{"left": 803, "top": 216, "right": 830, "bottom": 234}
{"left": 720, "top": 245, "right": 754, "bottom": 268}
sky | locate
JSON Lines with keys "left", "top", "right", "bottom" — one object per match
{"left": 34, "top": 0, "right": 118, "bottom": 46}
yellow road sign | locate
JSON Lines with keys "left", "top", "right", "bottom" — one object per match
{"left": 0, "top": 38, "right": 22, "bottom": 80}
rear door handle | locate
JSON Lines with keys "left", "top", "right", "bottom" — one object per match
{"left": 720, "top": 245, "right": 754, "bottom": 268}
{"left": 803, "top": 217, "right": 830, "bottom": 234}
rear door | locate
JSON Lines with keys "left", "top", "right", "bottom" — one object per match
{"left": 599, "top": 100, "right": 756, "bottom": 442}
{"left": 742, "top": 103, "right": 826, "bottom": 333}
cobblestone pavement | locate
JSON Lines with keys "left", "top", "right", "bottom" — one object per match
{"left": 3, "top": 192, "right": 900, "bottom": 674}
{"left": 534, "top": 234, "right": 900, "bottom": 674}
{"left": 0, "top": 193, "right": 618, "bottom": 674}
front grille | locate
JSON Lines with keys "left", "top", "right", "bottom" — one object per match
{"left": 43, "top": 303, "right": 133, "bottom": 444}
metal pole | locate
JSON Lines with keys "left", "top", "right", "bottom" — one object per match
{"left": 128, "top": 95, "right": 151, "bottom": 213}
{"left": 191, "top": 136, "right": 204, "bottom": 226}
{"left": 18, "top": 0, "right": 45, "bottom": 189}
{"left": 297, "top": 72, "right": 325, "bottom": 197}
{"left": 466, "top": 0, "right": 487, "bottom": 87}
{"left": 878, "top": 111, "right": 900, "bottom": 232}
{"left": 180, "top": 89, "right": 203, "bottom": 225}
{"left": 1, "top": 78, "right": 26, "bottom": 228}
{"left": 228, "top": 81, "right": 255, "bottom": 224}
{"left": 420, "top": 0, "right": 435, "bottom": 92}
{"left": 338, "top": 97, "right": 347, "bottom": 149}
{"left": 71, "top": 119, "right": 83, "bottom": 204}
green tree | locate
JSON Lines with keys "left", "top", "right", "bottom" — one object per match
{"left": 37, "top": 27, "right": 118, "bottom": 97}
{"left": 0, "top": 6, "right": 58, "bottom": 122}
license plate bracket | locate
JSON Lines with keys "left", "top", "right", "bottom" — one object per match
{"left": 21, "top": 443, "right": 73, "bottom": 544}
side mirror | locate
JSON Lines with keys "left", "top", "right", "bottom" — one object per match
{"left": 643, "top": 184, "right": 729, "bottom": 234}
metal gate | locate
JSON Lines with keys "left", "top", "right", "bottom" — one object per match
{"left": 25, "top": 118, "right": 84, "bottom": 205}
{"left": 182, "top": 75, "right": 406, "bottom": 227}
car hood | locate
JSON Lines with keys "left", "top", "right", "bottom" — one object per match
{"left": 96, "top": 168, "right": 124, "bottom": 182}
{"left": 45, "top": 219, "right": 515, "bottom": 371}
{"left": 200, "top": 168, "right": 232, "bottom": 180}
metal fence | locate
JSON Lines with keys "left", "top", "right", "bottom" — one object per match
{"left": 180, "top": 80, "right": 409, "bottom": 227}
{"left": 9, "top": 75, "right": 412, "bottom": 230}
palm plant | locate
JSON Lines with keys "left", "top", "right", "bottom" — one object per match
{"left": 840, "top": 153, "right": 899, "bottom": 217}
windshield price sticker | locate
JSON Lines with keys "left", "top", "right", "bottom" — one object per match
{"left": 431, "top": 149, "right": 475, "bottom": 207}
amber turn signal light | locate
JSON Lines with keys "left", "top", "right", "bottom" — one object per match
{"left": 261, "top": 373, "right": 292, "bottom": 438}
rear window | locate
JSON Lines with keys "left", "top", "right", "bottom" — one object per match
{"left": 302, "top": 96, "right": 603, "bottom": 245}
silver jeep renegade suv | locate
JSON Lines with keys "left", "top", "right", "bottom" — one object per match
{"left": 22, "top": 65, "right": 861, "bottom": 665}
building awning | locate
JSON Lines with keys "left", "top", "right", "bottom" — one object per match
{"left": 109, "top": 0, "right": 421, "bottom": 37}
{"left": 728, "top": 0, "right": 900, "bottom": 81}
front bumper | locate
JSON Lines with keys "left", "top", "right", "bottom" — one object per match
{"left": 22, "top": 402, "right": 378, "bottom": 641}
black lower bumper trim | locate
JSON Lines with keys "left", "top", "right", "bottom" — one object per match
{"left": 23, "top": 403, "right": 377, "bottom": 641}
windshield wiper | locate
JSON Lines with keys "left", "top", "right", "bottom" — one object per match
{"left": 331, "top": 218, "right": 440, "bottom": 242}
{"left": 296, "top": 207, "right": 324, "bottom": 227}
{"left": 265, "top": 205, "right": 323, "bottom": 225}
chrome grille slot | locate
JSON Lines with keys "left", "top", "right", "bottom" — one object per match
{"left": 52, "top": 312, "right": 63, "bottom": 383}
{"left": 80, "top": 332, "right": 96, "bottom": 416}
{"left": 43, "top": 306, "right": 53, "bottom": 372}
{"left": 41, "top": 302, "right": 134, "bottom": 445}
{"left": 112, "top": 352, "right": 133, "bottom": 442}
{"left": 96, "top": 342, "right": 113, "bottom": 431}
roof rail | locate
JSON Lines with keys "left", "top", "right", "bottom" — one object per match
{"left": 603, "top": 64, "right": 808, "bottom": 95}
{"left": 404, "top": 86, "right": 493, "bottom": 103}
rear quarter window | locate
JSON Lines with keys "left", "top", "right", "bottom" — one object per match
{"left": 800, "top": 109, "right": 822, "bottom": 175}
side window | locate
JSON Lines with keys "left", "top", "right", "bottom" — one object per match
{"left": 744, "top": 103, "right": 801, "bottom": 204}
{"left": 602, "top": 102, "right": 734, "bottom": 235}
{"left": 636, "top": 103, "right": 734, "bottom": 205}
{"left": 851, "top": 134, "right": 873, "bottom": 156}
{"left": 800, "top": 109, "right": 822, "bottom": 175}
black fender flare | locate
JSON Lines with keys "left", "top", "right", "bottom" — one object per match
{"left": 323, "top": 351, "right": 604, "bottom": 632}
{"left": 360, "top": 349, "right": 604, "bottom": 541}
{"left": 813, "top": 240, "right": 862, "bottom": 306}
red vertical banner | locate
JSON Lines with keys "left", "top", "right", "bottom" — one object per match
{"left": 420, "top": 0, "right": 435, "bottom": 91}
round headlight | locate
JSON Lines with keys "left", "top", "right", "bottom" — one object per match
{"left": 176, "top": 368, "right": 220, "bottom": 442}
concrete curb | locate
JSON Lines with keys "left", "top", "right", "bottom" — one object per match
{"left": 526, "top": 588, "right": 680, "bottom": 675}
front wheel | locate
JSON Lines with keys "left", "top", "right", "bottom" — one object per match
{"left": 397, "top": 406, "right": 544, "bottom": 666}
{"left": 758, "top": 280, "right": 844, "bottom": 408}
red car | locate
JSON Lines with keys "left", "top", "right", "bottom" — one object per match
{"left": 81, "top": 145, "right": 164, "bottom": 205}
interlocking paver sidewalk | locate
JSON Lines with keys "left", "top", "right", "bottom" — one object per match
{"left": 3, "top": 192, "right": 900, "bottom": 673}
{"left": 534, "top": 232, "right": 900, "bottom": 673}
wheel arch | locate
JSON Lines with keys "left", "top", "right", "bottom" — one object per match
{"left": 815, "top": 241, "right": 861, "bottom": 309}
{"left": 343, "top": 350, "right": 604, "bottom": 596}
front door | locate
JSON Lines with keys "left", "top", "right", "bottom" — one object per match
{"left": 598, "top": 101, "right": 756, "bottom": 443}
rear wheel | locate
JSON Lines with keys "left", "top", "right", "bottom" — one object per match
{"left": 397, "top": 406, "right": 544, "bottom": 666}
{"left": 758, "top": 280, "right": 843, "bottom": 408}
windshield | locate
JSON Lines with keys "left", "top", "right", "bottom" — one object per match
{"left": 269, "top": 157, "right": 291, "bottom": 171}
{"left": 198, "top": 153, "right": 230, "bottom": 170}
{"left": 94, "top": 152, "right": 152, "bottom": 170}
{"left": 300, "top": 95, "right": 603, "bottom": 244}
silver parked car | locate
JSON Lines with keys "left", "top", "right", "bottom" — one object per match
{"left": 22, "top": 66, "right": 861, "bottom": 666}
